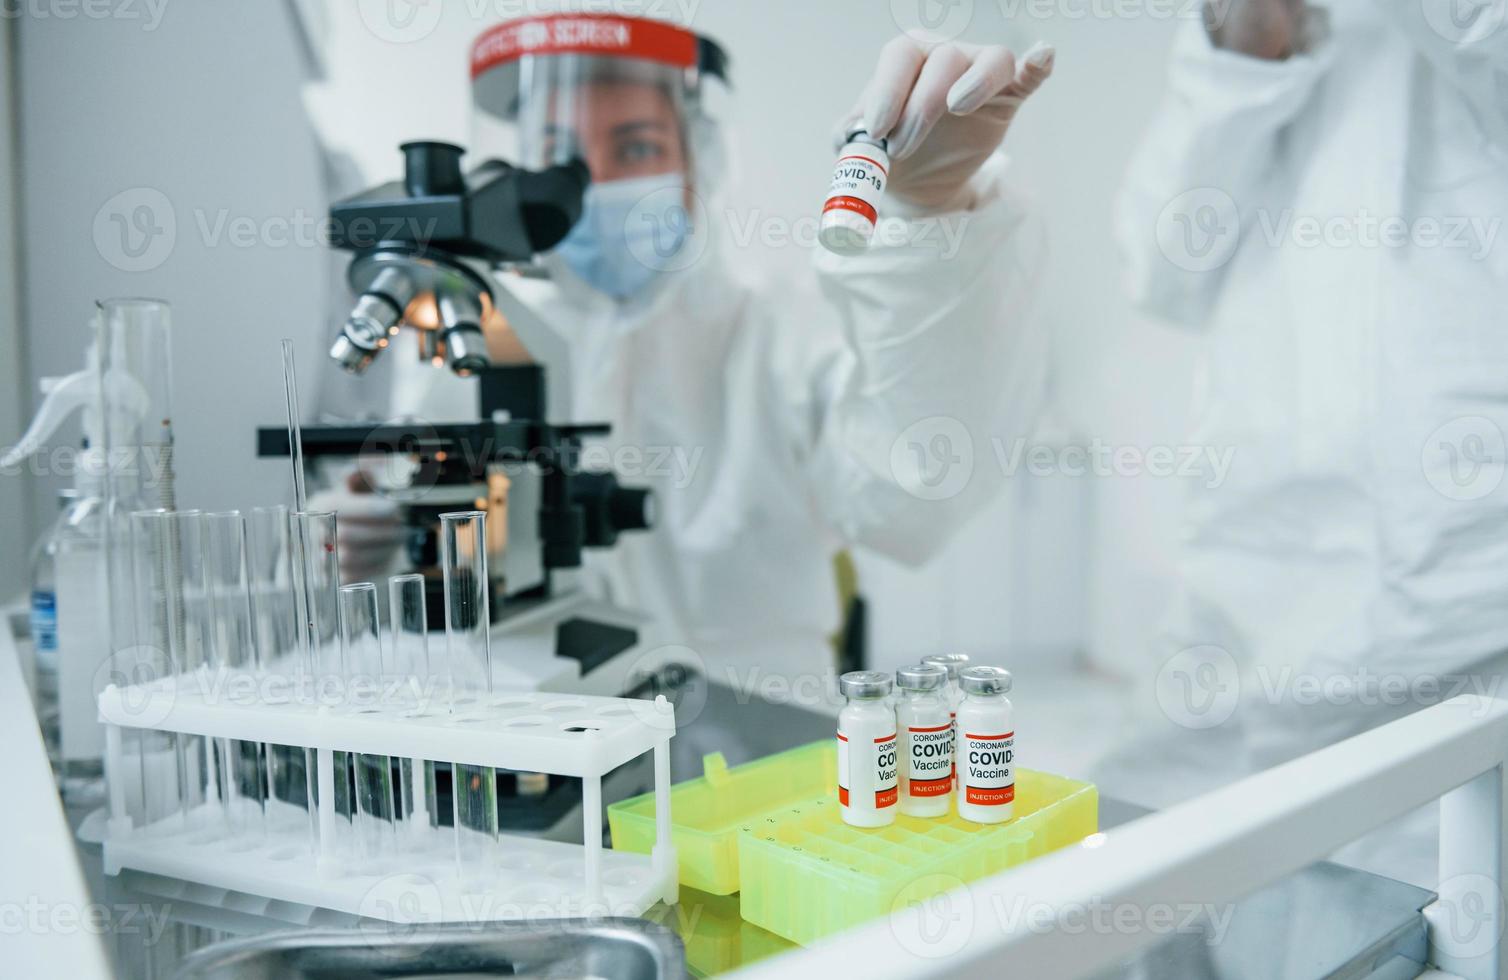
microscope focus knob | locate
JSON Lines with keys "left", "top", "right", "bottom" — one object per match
{"left": 540, "top": 503, "right": 586, "bottom": 570}
{"left": 609, "top": 485, "right": 653, "bottom": 535}
{"left": 571, "top": 472, "right": 654, "bottom": 549}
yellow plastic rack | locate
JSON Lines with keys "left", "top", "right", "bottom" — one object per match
{"left": 609, "top": 740, "right": 1098, "bottom": 946}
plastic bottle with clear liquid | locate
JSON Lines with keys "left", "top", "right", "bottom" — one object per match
{"left": 52, "top": 455, "right": 117, "bottom": 804}
{"left": 7, "top": 301, "right": 173, "bottom": 807}
{"left": 28, "top": 492, "right": 67, "bottom": 765}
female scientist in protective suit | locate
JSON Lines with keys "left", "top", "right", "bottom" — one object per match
{"left": 314, "top": 14, "right": 1054, "bottom": 762}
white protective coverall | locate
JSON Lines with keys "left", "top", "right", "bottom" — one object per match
{"left": 1102, "top": 0, "right": 1508, "bottom": 882}
{"left": 396, "top": 155, "right": 1046, "bottom": 710}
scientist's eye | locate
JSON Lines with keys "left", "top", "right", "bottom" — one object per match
{"left": 616, "top": 138, "right": 667, "bottom": 167}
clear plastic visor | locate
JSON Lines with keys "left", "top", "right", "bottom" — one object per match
{"left": 473, "top": 53, "right": 693, "bottom": 185}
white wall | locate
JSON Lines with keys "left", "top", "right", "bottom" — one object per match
{"left": 11, "top": 0, "right": 1204, "bottom": 676}
{"left": 14, "top": 2, "right": 328, "bottom": 533}
{"left": 0, "top": 15, "right": 28, "bottom": 602}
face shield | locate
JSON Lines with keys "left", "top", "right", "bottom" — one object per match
{"left": 471, "top": 15, "right": 729, "bottom": 299}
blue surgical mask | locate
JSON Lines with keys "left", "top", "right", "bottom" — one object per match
{"left": 552, "top": 172, "right": 691, "bottom": 300}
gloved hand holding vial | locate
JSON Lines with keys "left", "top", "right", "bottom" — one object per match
{"left": 823, "top": 36, "right": 1055, "bottom": 248}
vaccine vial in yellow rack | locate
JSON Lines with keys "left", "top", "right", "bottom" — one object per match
{"left": 922, "top": 653, "right": 970, "bottom": 786}
{"left": 820, "top": 129, "right": 890, "bottom": 256}
{"left": 956, "top": 666, "right": 1015, "bottom": 824}
{"left": 896, "top": 664, "right": 953, "bottom": 817}
{"left": 838, "top": 670, "right": 898, "bottom": 827}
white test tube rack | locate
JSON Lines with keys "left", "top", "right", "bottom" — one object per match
{"left": 97, "top": 671, "right": 678, "bottom": 923}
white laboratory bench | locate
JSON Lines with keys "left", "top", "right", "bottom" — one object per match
{"left": 0, "top": 606, "right": 112, "bottom": 977}
{"left": 8, "top": 607, "right": 1503, "bottom": 980}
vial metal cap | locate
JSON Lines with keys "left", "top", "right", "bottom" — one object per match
{"left": 895, "top": 664, "right": 947, "bottom": 692}
{"left": 844, "top": 127, "right": 890, "bottom": 153}
{"left": 839, "top": 670, "right": 893, "bottom": 700}
{"left": 959, "top": 666, "right": 1013, "bottom": 696}
{"left": 922, "top": 653, "right": 971, "bottom": 681}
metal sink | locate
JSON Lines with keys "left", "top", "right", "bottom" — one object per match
{"left": 172, "top": 918, "right": 684, "bottom": 979}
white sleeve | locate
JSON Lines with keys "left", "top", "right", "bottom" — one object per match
{"left": 1115, "top": 17, "right": 1333, "bottom": 328}
{"left": 1369, "top": 0, "right": 1508, "bottom": 146}
{"left": 790, "top": 153, "right": 1048, "bottom": 567}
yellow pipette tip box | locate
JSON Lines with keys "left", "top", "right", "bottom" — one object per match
{"left": 610, "top": 741, "right": 833, "bottom": 895}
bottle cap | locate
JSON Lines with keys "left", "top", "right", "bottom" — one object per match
{"left": 921, "top": 653, "right": 971, "bottom": 681}
{"left": 959, "top": 666, "right": 1012, "bottom": 696}
{"left": 839, "top": 670, "right": 893, "bottom": 700}
{"left": 843, "top": 127, "right": 890, "bottom": 154}
{"left": 895, "top": 664, "right": 947, "bottom": 692}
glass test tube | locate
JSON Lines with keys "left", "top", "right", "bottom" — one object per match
{"left": 441, "top": 512, "right": 497, "bottom": 886}
{"left": 280, "top": 340, "right": 307, "bottom": 512}
{"left": 247, "top": 505, "right": 310, "bottom": 836}
{"left": 291, "top": 511, "right": 342, "bottom": 688}
{"left": 389, "top": 573, "right": 432, "bottom": 833}
{"left": 290, "top": 510, "right": 351, "bottom": 852}
{"left": 389, "top": 573, "right": 431, "bottom": 684}
{"left": 247, "top": 506, "right": 298, "bottom": 673}
{"left": 172, "top": 511, "right": 216, "bottom": 831}
{"left": 203, "top": 512, "right": 267, "bottom": 839}
{"left": 97, "top": 299, "right": 176, "bottom": 512}
{"left": 341, "top": 583, "right": 396, "bottom": 869}
{"left": 97, "top": 300, "right": 175, "bottom": 641}
{"left": 96, "top": 301, "right": 174, "bottom": 812}
{"left": 126, "top": 509, "right": 192, "bottom": 830}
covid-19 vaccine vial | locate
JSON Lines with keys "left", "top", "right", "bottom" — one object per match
{"left": 837, "top": 670, "right": 898, "bottom": 827}
{"left": 820, "top": 129, "right": 890, "bottom": 256}
{"left": 922, "top": 653, "right": 970, "bottom": 785}
{"left": 896, "top": 664, "right": 952, "bottom": 817}
{"left": 956, "top": 666, "right": 1015, "bottom": 825}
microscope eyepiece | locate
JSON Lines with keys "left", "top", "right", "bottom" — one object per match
{"left": 401, "top": 141, "right": 466, "bottom": 198}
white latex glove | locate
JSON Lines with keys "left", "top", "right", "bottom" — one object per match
{"left": 307, "top": 471, "right": 405, "bottom": 583}
{"left": 841, "top": 38, "right": 1055, "bottom": 212}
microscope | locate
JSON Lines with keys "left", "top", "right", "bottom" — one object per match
{"left": 259, "top": 140, "right": 674, "bottom": 836}
{"left": 259, "top": 141, "right": 662, "bottom": 704}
